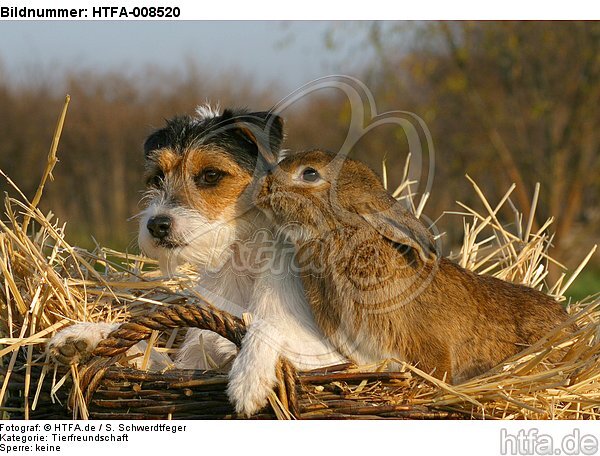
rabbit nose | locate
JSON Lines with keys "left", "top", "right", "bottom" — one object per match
{"left": 147, "top": 215, "right": 172, "bottom": 239}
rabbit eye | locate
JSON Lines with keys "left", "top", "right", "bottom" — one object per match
{"left": 301, "top": 167, "right": 320, "bottom": 183}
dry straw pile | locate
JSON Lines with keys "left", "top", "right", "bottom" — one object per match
{"left": 0, "top": 97, "right": 598, "bottom": 420}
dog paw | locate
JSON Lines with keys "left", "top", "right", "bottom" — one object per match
{"left": 227, "top": 352, "right": 278, "bottom": 417}
{"left": 47, "top": 322, "right": 119, "bottom": 365}
{"left": 227, "top": 370, "right": 275, "bottom": 417}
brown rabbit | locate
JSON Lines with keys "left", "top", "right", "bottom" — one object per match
{"left": 257, "top": 149, "right": 570, "bottom": 383}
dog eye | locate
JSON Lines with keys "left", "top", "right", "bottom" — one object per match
{"left": 146, "top": 171, "right": 165, "bottom": 188}
{"left": 301, "top": 167, "right": 320, "bottom": 182}
{"left": 196, "top": 168, "right": 224, "bottom": 186}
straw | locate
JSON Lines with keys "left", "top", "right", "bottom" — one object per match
{"left": 0, "top": 98, "right": 598, "bottom": 420}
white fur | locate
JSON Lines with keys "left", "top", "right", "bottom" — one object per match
{"left": 195, "top": 102, "right": 221, "bottom": 121}
{"left": 172, "top": 235, "right": 346, "bottom": 414}
{"left": 138, "top": 199, "right": 238, "bottom": 275}
{"left": 136, "top": 194, "right": 249, "bottom": 371}
{"left": 227, "top": 240, "right": 346, "bottom": 415}
{"left": 172, "top": 266, "right": 254, "bottom": 370}
{"left": 175, "top": 329, "right": 237, "bottom": 370}
{"left": 48, "top": 322, "right": 119, "bottom": 350}
{"left": 167, "top": 233, "right": 346, "bottom": 416}
{"left": 227, "top": 319, "right": 280, "bottom": 415}
{"left": 47, "top": 322, "right": 119, "bottom": 361}
{"left": 48, "top": 322, "right": 172, "bottom": 370}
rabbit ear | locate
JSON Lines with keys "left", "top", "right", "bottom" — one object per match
{"left": 355, "top": 198, "right": 438, "bottom": 264}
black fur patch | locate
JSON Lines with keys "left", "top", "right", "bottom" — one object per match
{"left": 144, "top": 109, "right": 284, "bottom": 173}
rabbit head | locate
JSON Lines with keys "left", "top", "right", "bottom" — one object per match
{"left": 257, "top": 149, "right": 438, "bottom": 263}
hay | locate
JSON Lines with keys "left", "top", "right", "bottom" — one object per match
{"left": 0, "top": 98, "right": 599, "bottom": 420}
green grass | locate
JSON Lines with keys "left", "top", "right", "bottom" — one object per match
{"left": 567, "top": 267, "right": 600, "bottom": 302}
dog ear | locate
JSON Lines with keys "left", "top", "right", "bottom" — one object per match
{"left": 143, "top": 115, "right": 195, "bottom": 158}
{"left": 229, "top": 110, "right": 285, "bottom": 165}
{"left": 353, "top": 196, "right": 438, "bottom": 264}
{"left": 142, "top": 111, "right": 284, "bottom": 164}
{"left": 144, "top": 127, "right": 169, "bottom": 157}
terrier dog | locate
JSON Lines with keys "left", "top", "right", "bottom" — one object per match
{"left": 47, "top": 105, "right": 345, "bottom": 416}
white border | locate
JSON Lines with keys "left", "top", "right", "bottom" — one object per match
{"left": 1, "top": 0, "right": 599, "bottom": 20}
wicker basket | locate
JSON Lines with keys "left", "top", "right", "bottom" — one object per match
{"left": 4, "top": 300, "right": 470, "bottom": 420}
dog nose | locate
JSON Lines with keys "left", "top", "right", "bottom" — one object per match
{"left": 147, "top": 215, "right": 172, "bottom": 239}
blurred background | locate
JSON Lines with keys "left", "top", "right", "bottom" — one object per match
{"left": 0, "top": 21, "right": 598, "bottom": 298}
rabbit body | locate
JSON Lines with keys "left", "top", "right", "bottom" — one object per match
{"left": 259, "top": 149, "right": 570, "bottom": 383}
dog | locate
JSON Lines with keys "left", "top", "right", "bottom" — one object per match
{"left": 47, "top": 105, "right": 346, "bottom": 416}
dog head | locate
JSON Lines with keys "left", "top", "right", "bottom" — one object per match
{"left": 138, "top": 105, "right": 284, "bottom": 274}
